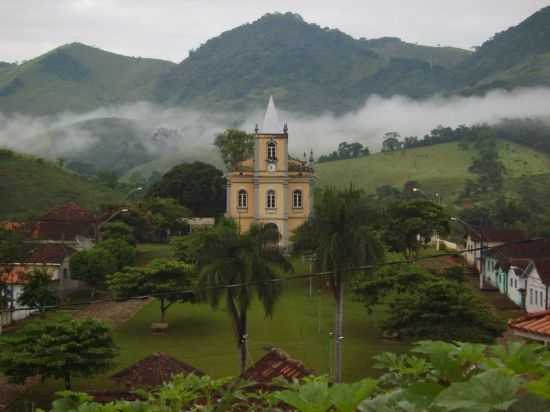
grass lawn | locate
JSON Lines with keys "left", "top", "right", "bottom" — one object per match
{"left": 12, "top": 247, "right": 409, "bottom": 410}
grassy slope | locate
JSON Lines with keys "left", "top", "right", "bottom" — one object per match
{"left": 315, "top": 141, "right": 550, "bottom": 197}
{"left": 0, "top": 43, "right": 174, "bottom": 115}
{"left": 363, "top": 37, "right": 470, "bottom": 69}
{"left": 122, "top": 147, "right": 225, "bottom": 181}
{"left": 0, "top": 151, "right": 123, "bottom": 219}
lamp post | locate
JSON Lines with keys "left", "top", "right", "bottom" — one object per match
{"left": 96, "top": 208, "right": 129, "bottom": 242}
{"left": 451, "top": 217, "right": 485, "bottom": 288}
{"left": 125, "top": 186, "right": 143, "bottom": 200}
{"left": 413, "top": 188, "right": 442, "bottom": 249}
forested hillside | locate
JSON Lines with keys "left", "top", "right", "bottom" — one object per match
{"left": 0, "top": 149, "right": 123, "bottom": 219}
{"left": 0, "top": 43, "right": 174, "bottom": 115}
{"left": 1, "top": 7, "right": 550, "bottom": 115}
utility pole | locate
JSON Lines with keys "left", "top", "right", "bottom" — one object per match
{"left": 334, "top": 271, "right": 344, "bottom": 382}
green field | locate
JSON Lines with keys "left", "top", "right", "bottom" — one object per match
{"left": 12, "top": 245, "right": 409, "bottom": 409}
{"left": 315, "top": 141, "right": 550, "bottom": 198}
{"left": 0, "top": 150, "right": 123, "bottom": 219}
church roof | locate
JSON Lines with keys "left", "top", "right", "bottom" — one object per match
{"left": 261, "top": 96, "right": 284, "bottom": 134}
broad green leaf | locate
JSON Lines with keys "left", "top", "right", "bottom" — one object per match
{"left": 329, "top": 378, "right": 377, "bottom": 412}
{"left": 274, "top": 381, "right": 333, "bottom": 412}
{"left": 434, "top": 369, "right": 520, "bottom": 412}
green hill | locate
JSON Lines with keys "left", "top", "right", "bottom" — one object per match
{"left": 457, "top": 6, "right": 550, "bottom": 94}
{"left": 0, "top": 149, "right": 124, "bottom": 220}
{"left": 154, "top": 12, "right": 469, "bottom": 113}
{"left": 2, "top": 7, "right": 550, "bottom": 115}
{"left": 0, "top": 43, "right": 174, "bottom": 115}
{"left": 315, "top": 141, "right": 550, "bottom": 198}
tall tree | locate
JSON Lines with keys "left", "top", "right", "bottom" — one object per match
{"left": 148, "top": 162, "right": 226, "bottom": 217}
{"left": 107, "top": 259, "right": 195, "bottom": 323}
{"left": 0, "top": 318, "right": 117, "bottom": 390}
{"left": 385, "top": 199, "right": 449, "bottom": 259}
{"left": 17, "top": 269, "right": 58, "bottom": 313}
{"left": 69, "top": 248, "right": 118, "bottom": 296}
{"left": 186, "top": 220, "right": 290, "bottom": 373}
{"left": 214, "top": 129, "right": 255, "bottom": 170}
{"left": 293, "top": 186, "right": 384, "bottom": 382}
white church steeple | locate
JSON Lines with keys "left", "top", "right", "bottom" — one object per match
{"left": 261, "top": 95, "right": 284, "bottom": 133}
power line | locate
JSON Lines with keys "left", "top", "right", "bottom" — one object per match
{"left": 1, "top": 237, "right": 545, "bottom": 315}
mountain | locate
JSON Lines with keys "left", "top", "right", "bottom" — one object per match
{"left": 456, "top": 6, "right": 550, "bottom": 94}
{"left": 1, "top": 7, "right": 550, "bottom": 117}
{"left": 155, "top": 12, "right": 470, "bottom": 113}
{"left": 0, "top": 149, "right": 123, "bottom": 220}
{"left": 0, "top": 43, "right": 175, "bottom": 115}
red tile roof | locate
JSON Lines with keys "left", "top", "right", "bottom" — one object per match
{"left": 0, "top": 268, "right": 30, "bottom": 285}
{"left": 532, "top": 258, "right": 550, "bottom": 285}
{"left": 0, "top": 221, "right": 23, "bottom": 231}
{"left": 469, "top": 227, "right": 527, "bottom": 243}
{"left": 509, "top": 310, "right": 550, "bottom": 338}
{"left": 241, "top": 348, "right": 314, "bottom": 383}
{"left": 488, "top": 238, "right": 550, "bottom": 260}
{"left": 111, "top": 353, "right": 203, "bottom": 388}
{"left": 38, "top": 203, "right": 96, "bottom": 222}
{"left": 26, "top": 244, "right": 75, "bottom": 264}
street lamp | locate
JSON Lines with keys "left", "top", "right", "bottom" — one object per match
{"left": 125, "top": 186, "right": 143, "bottom": 200}
{"left": 96, "top": 208, "right": 129, "bottom": 242}
{"left": 412, "top": 187, "right": 441, "bottom": 204}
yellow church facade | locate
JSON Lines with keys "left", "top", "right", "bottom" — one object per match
{"left": 226, "top": 97, "right": 314, "bottom": 246}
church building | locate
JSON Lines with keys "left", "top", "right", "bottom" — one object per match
{"left": 226, "top": 97, "right": 314, "bottom": 247}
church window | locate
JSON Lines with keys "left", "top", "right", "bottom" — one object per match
{"left": 293, "top": 190, "right": 303, "bottom": 209}
{"left": 238, "top": 190, "right": 248, "bottom": 209}
{"left": 266, "top": 190, "right": 276, "bottom": 209}
{"left": 267, "top": 142, "right": 276, "bottom": 161}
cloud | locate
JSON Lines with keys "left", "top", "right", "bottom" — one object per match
{"left": 1, "top": 87, "right": 550, "bottom": 168}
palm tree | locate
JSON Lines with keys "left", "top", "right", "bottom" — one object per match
{"left": 293, "top": 186, "right": 384, "bottom": 382}
{"left": 187, "top": 219, "right": 290, "bottom": 373}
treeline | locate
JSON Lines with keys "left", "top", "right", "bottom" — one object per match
{"left": 380, "top": 117, "right": 550, "bottom": 153}
{"left": 317, "top": 141, "right": 370, "bottom": 163}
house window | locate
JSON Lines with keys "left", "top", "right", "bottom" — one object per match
{"left": 530, "top": 288, "right": 533, "bottom": 305}
{"left": 293, "top": 190, "right": 303, "bottom": 209}
{"left": 266, "top": 190, "right": 276, "bottom": 209}
{"left": 510, "top": 278, "right": 513, "bottom": 288}
{"left": 267, "top": 142, "right": 276, "bottom": 160}
{"left": 238, "top": 190, "right": 248, "bottom": 209}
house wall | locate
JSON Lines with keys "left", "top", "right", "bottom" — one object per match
{"left": 525, "top": 268, "right": 548, "bottom": 313}
{"left": 507, "top": 268, "right": 525, "bottom": 307}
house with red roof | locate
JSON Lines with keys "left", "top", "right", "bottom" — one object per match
{"left": 464, "top": 226, "right": 527, "bottom": 275}
{"left": 0, "top": 243, "right": 77, "bottom": 326}
{"left": 509, "top": 310, "right": 550, "bottom": 344}
{"left": 31, "top": 202, "right": 97, "bottom": 243}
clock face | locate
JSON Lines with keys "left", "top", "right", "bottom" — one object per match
{"left": 268, "top": 163, "right": 276, "bottom": 172}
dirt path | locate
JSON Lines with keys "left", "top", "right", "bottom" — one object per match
{"left": 73, "top": 297, "right": 152, "bottom": 326}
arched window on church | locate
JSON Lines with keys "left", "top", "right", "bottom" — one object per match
{"left": 266, "top": 190, "right": 276, "bottom": 209}
{"left": 293, "top": 190, "right": 303, "bottom": 209}
{"left": 238, "top": 190, "right": 248, "bottom": 209}
{"left": 267, "top": 142, "right": 276, "bottom": 161}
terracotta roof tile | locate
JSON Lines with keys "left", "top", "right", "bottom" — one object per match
{"left": 25, "top": 244, "right": 75, "bottom": 264}
{"left": 509, "top": 311, "right": 550, "bottom": 338}
{"left": 241, "top": 348, "right": 314, "bottom": 383}
{"left": 38, "top": 203, "right": 95, "bottom": 222}
{"left": 470, "top": 227, "right": 527, "bottom": 243}
{"left": 532, "top": 258, "right": 550, "bottom": 285}
{"left": 0, "top": 268, "right": 30, "bottom": 285}
{"left": 111, "top": 353, "right": 203, "bottom": 388}
{"left": 488, "top": 238, "right": 550, "bottom": 260}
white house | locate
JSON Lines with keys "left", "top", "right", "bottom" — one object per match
{"left": 0, "top": 243, "right": 78, "bottom": 328}
{"left": 464, "top": 227, "right": 525, "bottom": 288}
{"left": 524, "top": 258, "right": 550, "bottom": 314}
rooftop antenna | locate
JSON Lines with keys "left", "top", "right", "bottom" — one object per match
{"left": 254, "top": 124, "right": 259, "bottom": 134}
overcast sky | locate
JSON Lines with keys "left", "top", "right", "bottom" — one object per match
{"left": 2, "top": 0, "right": 549, "bottom": 63}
